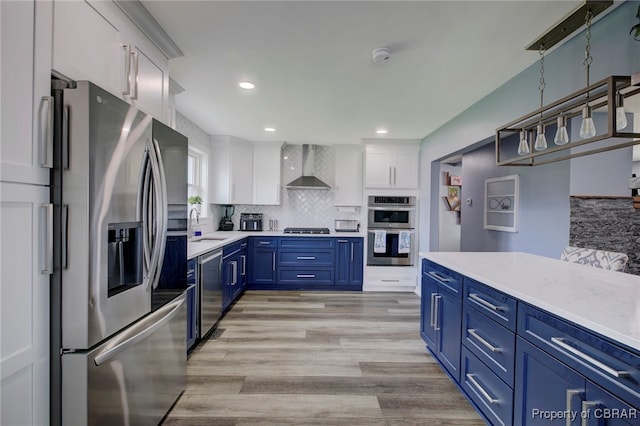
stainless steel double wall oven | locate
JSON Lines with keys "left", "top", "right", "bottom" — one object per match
{"left": 367, "top": 195, "right": 416, "bottom": 266}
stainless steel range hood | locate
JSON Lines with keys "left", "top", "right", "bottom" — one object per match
{"left": 285, "top": 144, "right": 330, "bottom": 190}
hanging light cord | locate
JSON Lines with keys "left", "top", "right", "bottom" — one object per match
{"left": 538, "top": 44, "right": 545, "bottom": 117}
{"left": 583, "top": 10, "right": 593, "bottom": 100}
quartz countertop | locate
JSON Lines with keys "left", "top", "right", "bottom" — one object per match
{"left": 419, "top": 251, "right": 640, "bottom": 352}
{"left": 188, "top": 230, "right": 365, "bottom": 259}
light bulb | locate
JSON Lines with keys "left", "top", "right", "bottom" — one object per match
{"left": 554, "top": 115, "right": 570, "bottom": 145}
{"left": 517, "top": 130, "right": 529, "bottom": 156}
{"left": 534, "top": 123, "right": 547, "bottom": 151}
{"left": 616, "top": 93, "right": 627, "bottom": 131}
{"left": 579, "top": 105, "right": 596, "bottom": 139}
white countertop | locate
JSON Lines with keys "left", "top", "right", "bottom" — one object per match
{"left": 420, "top": 251, "right": 640, "bottom": 352}
{"left": 188, "top": 230, "right": 365, "bottom": 259}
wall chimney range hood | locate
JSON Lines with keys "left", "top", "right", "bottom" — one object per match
{"left": 285, "top": 144, "right": 330, "bottom": 190}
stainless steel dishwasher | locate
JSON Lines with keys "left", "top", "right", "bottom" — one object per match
{"left": 199, "top": 249, "right": 223, "bottom": 338}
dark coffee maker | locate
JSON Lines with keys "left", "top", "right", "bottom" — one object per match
{"left": 219, "top": 205, "right": 234, "bottom": 231}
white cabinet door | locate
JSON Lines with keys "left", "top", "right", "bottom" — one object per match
{"left": 365, "top": 144, "right": 420, "bottom": 189}
{"left": 393, "top": 150, "right": 420, "bottom": 189}
{"left": 131, "top": 44, "right": 166, "bottom": 121}
{"left": 365, "top": 150, "right": 393, "bottom": 188}
{"left": 1, "top": 0, "right": 52, "bottom": 185}
{"left": 230, "top": 143, "right": 254, "bottom": 204}
{"left": 1, "top": 182, "right": 51, "bottom": 426}
{"left": 52, "top": 0, "right": 124, "bottom": 95}
{"left": 335, "top": 146, "right": 363, "bottom": 206}
{"left": 253, "top": 143, "right": 282, "bottom": 205}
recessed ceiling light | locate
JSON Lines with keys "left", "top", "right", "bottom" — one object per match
{"left": 238, "top": 81, "right": 255, "bottom": 90}
{"left": 376, "top": 129, "right": 388, "bottom": 134}
{"left": 265, "top": 127, "right": 276, "bottom": 132}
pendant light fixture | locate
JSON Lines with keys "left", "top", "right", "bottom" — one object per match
{"left": 495, "top": 1, "right": 640, "bottom": 167}
{"left": 533, "top": 45, "right": 548, "bottom": 151}
{"left": 517, "top": 130, "right": 530, "bottom": 156}
{"left": 615, "top": 91, "right": 628, "bottom": 130}
{"left": 579, "top": 9, "right": 597, "bottom": 139}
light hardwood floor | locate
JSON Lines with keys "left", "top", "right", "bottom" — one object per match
{"left": 162, "top": 291, "right": 485, "bottom": 425}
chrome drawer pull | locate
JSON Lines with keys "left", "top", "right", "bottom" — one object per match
{"left": 259, "top": 241, "right": 271, "bottom": 245}
{"left": 297, "top": 256, "right": 316, "bottom": 260}
{"left": 551, "top": 337, "right": 630, "bottom": 378}
{"left": 581, "top": 401, "right": 597, "bottom": 426}
{"left": 296, "top": 274, "right": 316, "bottom": 278}
{"left": 466, "top": 373, "right": 499, "bottom": 404}
{"left": 468, "top": 329, "right": 501, "bottom": 353}
{"left": 565, "top": 389, "right": 583, "bottom": 426}
{"left": 469, "top": 293, "right": 503, "bottom": 311}
{"left": 427, "top": 270, "right": 456, "bottom": 283}
{"left": 433, "top": 295, "right": 442, "bottom": 331}
{"left": 430, "top": 293, "right": 437, "bottom": 328}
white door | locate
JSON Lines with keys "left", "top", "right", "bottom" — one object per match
{"left": 230, "top": 143, "right": 254, "bottom": 204}
{"left": 253, "top": 145, "right": 282, "bottom": 205}
{"left": 52, "top": 0, "right": 123, "bottom": 95}
{"left": 1, "top": 182, "right": 51, "bottom": 426}
{"left": 1, "top": 0, "right": 52, "bottom": 185}
{"left": 393, "top": 151, "right": 420, "bottom": 189}
{"left": 334, "top": 147, "right": 363, "bottom": 206}
{"left": 365, "top": 150, "right": 393, "bottom": 188}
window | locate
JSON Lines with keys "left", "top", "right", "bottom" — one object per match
{"left": 188, "top": 147, "right": 208, "bottom": 217}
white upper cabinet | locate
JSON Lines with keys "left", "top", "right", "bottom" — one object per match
{"left": 1, "top": 0, "right": 53, "bottom": 185}
{"left": 365, "top": 143, "right": 420, "bottom": 189}
{"left": 52, "top": 0, "right": 168, "bottom": 122}
{"left": 253, "top": 143, "right": 283, "bottom": 205}
{"left": 209, "top": 136, "right": 254, "bottom": 205}
{"left": 334, "top": 146, "right": 363, "bottom": 206}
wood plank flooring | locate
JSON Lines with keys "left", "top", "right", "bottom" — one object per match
{"left": 162, "top": 291, "right": 485, "bottom": 425}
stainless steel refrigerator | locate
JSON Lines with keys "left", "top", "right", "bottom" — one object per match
{"left": 50, "top": 80, "right": 188, "bottom": 426}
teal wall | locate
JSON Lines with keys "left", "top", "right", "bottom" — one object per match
{"left": 420, "top": 1, "right": 640, "bottom": 257}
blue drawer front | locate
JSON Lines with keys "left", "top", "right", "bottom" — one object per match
{"left": 279, "top": 237, "right": 335, "bottom": 249}
{"left": 461, "top": 346, "right": 514, "bottom": 426}
{"left": 518, "top": 303, "right": 640, "bottom": 410}
{"left": 464, "top": 278, "right": 517, "bottom": 331}
{"left": 251, "top": 237, "right": 278, "bottom": 248}
{"left": 278, "top": 269, "right": 334, "bottom": 285}
{"left": 280, "top": 250, "right": 334, "bottom": 266}
{"left": 462, "top": 304, "right": 516, "bottom": 387}
{"left": 422, "top": 259, "right": 463, "bottom": 295}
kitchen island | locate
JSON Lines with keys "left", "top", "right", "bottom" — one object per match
{"left": 419, "top": 251, "right": 640, "bottom": 426}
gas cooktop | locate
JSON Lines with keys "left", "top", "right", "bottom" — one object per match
{"left": 283, "top": 227, "right": 331, "bottom": 234}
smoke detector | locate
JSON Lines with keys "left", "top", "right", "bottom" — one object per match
{"left": 371, "top": 47, "right": 391, "bottom": 63}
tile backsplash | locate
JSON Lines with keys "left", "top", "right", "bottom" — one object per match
{"left": 209, "top": 144, "right": 362, "bottom": 231}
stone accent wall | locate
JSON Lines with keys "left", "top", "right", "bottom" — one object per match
{"left": 569, "top": 197, "right": 640, "bottom": 276}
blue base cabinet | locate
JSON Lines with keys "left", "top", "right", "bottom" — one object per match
{"left": 222, "top": 238, "right": 247, "bottom": 311}
{"left": 335, "top": 238, "right": 363, "bottom": 288}
{"left": 420, "top": 259, "right": 463, "bottom": 381}
{"left": 420, "top": 258, "right": 640, "bottom": 426}
{"left": 247, "top": 236, "right": 363, "bottom": 290}
{"left": 186, "top": 258, "right": 197, "bottom": 352}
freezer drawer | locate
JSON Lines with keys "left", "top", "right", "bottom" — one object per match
{"left": 62, "top": 294, "right": 186, "bottom": 426}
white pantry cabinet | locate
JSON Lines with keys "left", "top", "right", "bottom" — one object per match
{"left": 334, "top": 145, "right": 363, "bottom": 206}
{"left": 210, "top": 136, "right": 254, "bottom": 205}
{"left": 0, "top": 182, "right": 51, "bottom": 426}
{"left": 0, "top": 2, "right": 52, "bottom": 425}
{"left": 52, "top": 0, "right": 168, "bottom": 122}
{"left": 1, "top": 0, "right": 53, "bottom": 185}
{"left": 365, "top": 143, "right": 420, "bottom": 189}
{"left": 253, "top": 142, "right": 283, "bottom": 205}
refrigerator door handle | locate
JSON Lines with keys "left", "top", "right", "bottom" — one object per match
{"left": 150, "top": 138, "right": 168, "bottom": 290}
{"left": 93, "top": 293, "right": 185, "bottom": 366}
{"left": 139, "top": 150, "right": 153, "bottom": 289}
{"left": 146, "top": 142, "right": 163, "bottom": 290}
